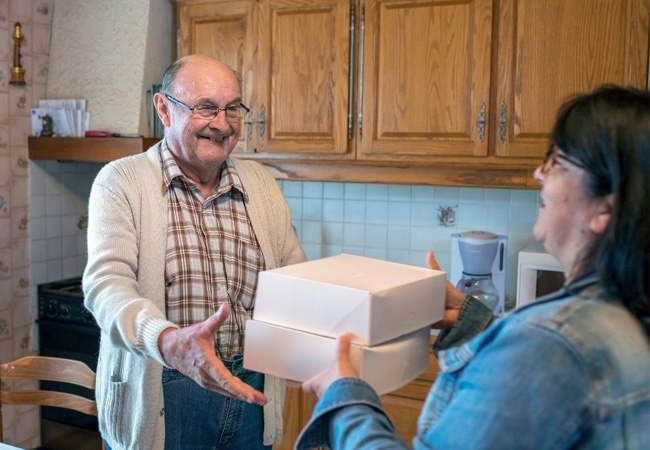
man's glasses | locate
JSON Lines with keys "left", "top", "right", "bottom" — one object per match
{"left": 164, "top": 93, "right": 250, "bottom": 122}
{"left": 540, "top": 145, "right": 586, "bottom": 174}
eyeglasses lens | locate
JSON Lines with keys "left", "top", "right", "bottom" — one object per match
{"left": 541, "top": 146, "right": 556, "bottom": 174}
{"left": 195, "top": 106, "right": 247, "bottom": 122}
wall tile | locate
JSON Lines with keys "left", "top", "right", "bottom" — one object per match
{"left": 343, "top": 199, "right": 365, "bottom": 223}
{"left": 9, "top": 0, "right": 32, "bottom": 24}
{"left": 322, "top": 199, "right": 343, "bottom": 222}
{"left": 366, "top": 184, "right": 388, "bottom": 200}
{"left": 302, "top": 181, "right": 323, "bottom": 198}
{"left": 0, "top": 124, "right": 8, "bottom": 153}
{"left": 0, "top": 308, "right": 13, "bottom": 339}
{"left": 31, "top": 22, "right": 50, "bottom": 55}
{"left": 344, "top": 182, "right": 365, "bottom": 200}
{"left": 0, "top": 187, "right": 8, "bottom": 215}
{"left": 323, "top": 182, "right": 343, "bottom": 199}
{"left": 0, "top": 278, "right": 10, "bottom": 308}
{"left": 0, "top": 1, "right": 9, "bottom": 29}
{"left": 33, "top": 0, "right": 53, "bottom": 25}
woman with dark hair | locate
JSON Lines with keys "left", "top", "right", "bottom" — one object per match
{"left": 295, "top": 85, "right": 650, "bottom": 450}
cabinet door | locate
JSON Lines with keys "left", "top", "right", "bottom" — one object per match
{"left": 178, "top": 0, "right": 256, "bottom": 154}
{"left": 357, "top": 0, "right": 494, "bottom": 161}
{"left": 251, "top": 0, "right": 353, "bottom": 159}
{"left": 494, "top": 0, "right": 650, "bottom": 158}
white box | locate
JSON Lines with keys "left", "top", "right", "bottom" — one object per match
{"left": 252, "top": 254, "right": 446, "bottom": 346}
{"left": 243, "top": 320, "right": 431, "bottom": 395}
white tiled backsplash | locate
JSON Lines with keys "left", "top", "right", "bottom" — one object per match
{"left": 29, "top": 160, "right": 103, "bottom": 284}
{"left": 30, "top": 163, "right": 541, "bottom": 308}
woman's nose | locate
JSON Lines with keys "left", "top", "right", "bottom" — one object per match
{"left": 533, "top": 165, "right": 545, "bottom": 184}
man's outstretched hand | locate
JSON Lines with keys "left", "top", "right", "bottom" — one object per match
{"left": 158, "top": 303, "right": 267, "bottom": 405}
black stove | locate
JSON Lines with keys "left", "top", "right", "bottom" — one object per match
{"left": 38, "top": 277, "right": 97, "bottom": 327}
{"left": 37, "top": 277, "right": 101, "bottom": 446}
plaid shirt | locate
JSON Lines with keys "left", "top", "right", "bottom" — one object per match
{"left": 161, "top": 146, "right": 264, "bottom": 359}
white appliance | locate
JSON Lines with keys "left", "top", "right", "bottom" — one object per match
{"left": 450, "top": 231, "right": 508, "bottom": 315}
{"left": 516, "top": 242, "right": 564, "bottom": 308}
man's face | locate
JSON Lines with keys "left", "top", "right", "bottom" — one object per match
{"left": 162, "top": 59, "right": 243, "bottom": 173}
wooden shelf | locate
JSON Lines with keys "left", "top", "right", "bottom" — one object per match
{"left": 28, "top": 137, "right": 160, "bottom": 163}
{"left": 255, "top": 158, "right": 539, "bottom": 190}
{"left": 28, "top": 137, "right": 539, "bottom": 189}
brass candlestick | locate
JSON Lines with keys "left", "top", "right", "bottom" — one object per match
{"left": 10, "top": 22, "right": 26, "bottom": 86}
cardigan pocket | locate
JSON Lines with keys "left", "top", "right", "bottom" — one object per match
{"left": 100, "top": 377, "right": 127, "bottom": 446}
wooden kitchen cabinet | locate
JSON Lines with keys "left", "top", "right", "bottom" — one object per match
{"left": 272, "top": 337, "right": 441, "bottom": 450}
{"left": 178, "top": 0, "right": 649, "bottom": 187}
{"left": 178, "top": 0, "right": 494, "bottom": 161}
{"left": 493, "top": 0, "right": 650, "bottom": 158}
{"left": 357, "top": 0, "right": 494, "bottom": 161}
{"left": 179, "top": 0, "right": 353, "bottom": 159}
{"left": 177, "top": 0, "right": 256, "bottom": 155}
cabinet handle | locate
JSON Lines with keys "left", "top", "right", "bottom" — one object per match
{"left": 244, "top": 105, "right": 265, "bottom": 141}
{"left": 244, "top": 110, "right": 253, "bottom": 142}
{"left": 498, "top": 101, "right": 507, "bottom": 143}
{"left": 347, "top": 5, "right": 355, "bottom": 140}
{"left": 258, "top": 104, "right": 265, "bottom": 140}
{"left": 357, "top": 4, "right": 365, "bottom": 139}
{"left": 476, "top": 102, "right": 486, "bottom": 143}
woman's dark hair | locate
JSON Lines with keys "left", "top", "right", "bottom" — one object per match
{"left": 551, "top": 85, "right": 649, "bottom": 325}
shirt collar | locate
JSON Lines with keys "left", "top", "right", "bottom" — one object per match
{"left": 160, "top": 140, "right": 248, "bottom": 200}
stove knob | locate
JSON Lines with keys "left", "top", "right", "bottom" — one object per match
{"left": 46, "top": 302, "right": 57, "bottom": 317}
{"left": 82, "top": 309, "right": 95, "bottom": 324}
{"left": 60, "top": 304, "right": 70, "bottom": 318}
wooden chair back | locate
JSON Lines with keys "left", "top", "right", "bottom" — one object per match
{"left": 0, "top": 356, "right": 100, "bottom": 445}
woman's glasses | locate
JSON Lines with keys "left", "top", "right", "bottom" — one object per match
{"left": 540, "top": 145, "right": 586, "bottom": 174}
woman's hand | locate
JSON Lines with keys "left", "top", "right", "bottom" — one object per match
{"left": 302, "top": 332, "right": 359, "bottom": 397}
{"left": 427, "top": 251, "right": 466, "bottom": 329}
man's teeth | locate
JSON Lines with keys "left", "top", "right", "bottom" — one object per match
{"left": 201, "top": 136, "right": 224, "bottom": 142}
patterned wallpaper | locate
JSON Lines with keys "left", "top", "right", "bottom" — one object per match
{"left": 0, "top": 0, "right": 53, "bottom": 447}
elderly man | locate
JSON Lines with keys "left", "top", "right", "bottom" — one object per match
{"left": 83, "top": 55, "right": 306, "bottom": 450}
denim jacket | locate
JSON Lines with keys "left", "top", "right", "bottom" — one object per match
{"left": 295, "top": 273, "right": 650, "bottom": 450}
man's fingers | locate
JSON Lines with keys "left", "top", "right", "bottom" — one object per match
{"left": 198, "top": 366, "right": 267, "bottom": 405}
{"left": 204, "top": 303, "right": 231, "bottom": 333}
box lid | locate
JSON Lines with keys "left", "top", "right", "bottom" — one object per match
{"left": 253, "top": 254, "right": 446, "bottom": 345}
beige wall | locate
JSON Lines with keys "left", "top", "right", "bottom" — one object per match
{"left": 46, "top": 0, "right": 174, "bottom": 134}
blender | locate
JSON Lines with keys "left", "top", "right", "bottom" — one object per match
{"left": 450, "top": 230, "right": 506, "bottom": 314}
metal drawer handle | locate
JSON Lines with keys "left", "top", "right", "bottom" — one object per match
{"left": 498, "top": 101, "right": 507, "bottom": 143}
{"left": 477, "top": 102, "right": 486, "bottom": 143}
{"left": 245, "top": 105, "right": 265, "bottom": 141}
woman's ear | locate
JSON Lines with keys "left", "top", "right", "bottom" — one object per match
{"left": 589, "top": 194, "right": 615, "bottom": 234}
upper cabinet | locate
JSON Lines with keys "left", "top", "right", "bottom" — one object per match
{"left": 358, "top": 0, "right": 493, "bottom": 161}
{"left": 176, "top": 0, "right": 648, "bottom": 187}
{"left": 494, "top": 0, "right": 649, "bottom": 158}
{"left": 177, "top": 0, "right": 256, "bottom": 155}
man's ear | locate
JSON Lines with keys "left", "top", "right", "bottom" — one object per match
{"left": 589, "top": 193, "right": 615, "bottom": 234}
{"left": 153, "top": 93, "right": 171, "bottom": 127}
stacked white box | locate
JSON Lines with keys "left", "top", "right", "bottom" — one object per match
{"left": 243, "top": 254, "right": 447, "bottom": 395}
